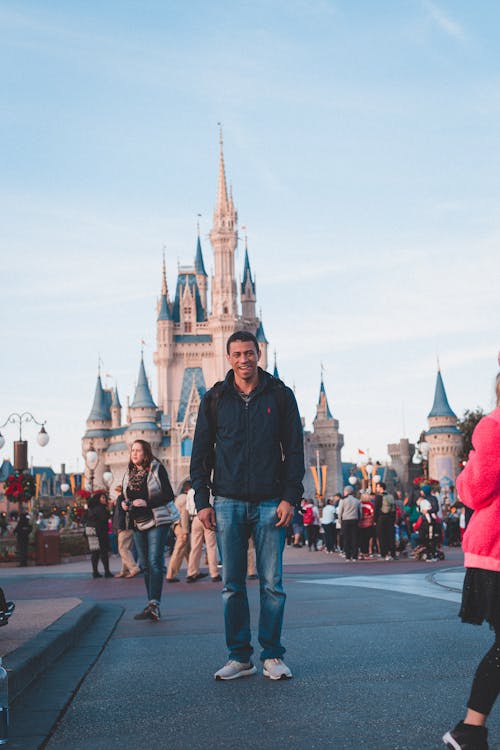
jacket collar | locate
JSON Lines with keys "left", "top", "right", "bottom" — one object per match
{"left": 222, "top": 367, "right": 274, "bottom": 397}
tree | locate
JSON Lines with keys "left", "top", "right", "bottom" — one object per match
{"left": 457, "top": 408, "right": 485, "bottom": 463}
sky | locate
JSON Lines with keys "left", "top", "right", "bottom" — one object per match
{"left": 1, "top": 0, "right": 499, "bottom": 473}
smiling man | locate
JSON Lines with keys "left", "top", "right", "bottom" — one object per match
{"left": 190, "top": 330, "right": 304, "bottom": 681}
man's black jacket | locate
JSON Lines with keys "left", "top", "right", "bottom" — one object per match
{"left": 190, "top": 368, "right": 305, "bottom": 511}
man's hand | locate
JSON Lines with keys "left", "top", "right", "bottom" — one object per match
{"left": 275, "top": 500, "right": 294, "bottom": 527}
{"left": 198, "top": 507, "right": 216, "bottom": 531}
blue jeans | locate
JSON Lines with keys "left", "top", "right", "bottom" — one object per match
{"left": 214, "top": 498, "right": 286, "bottom": 662}
{"left": 134, "top": 525, "right": 169, "bottom": 604}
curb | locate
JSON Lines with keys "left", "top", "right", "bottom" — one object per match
{"left": 4, "top": 600, "right": 98, "bottom": 702}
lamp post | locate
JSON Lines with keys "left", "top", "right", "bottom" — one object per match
{"left": 0, "top": 412, "right": 49, "bottom": 471}
{"left": 412, "top": 431, "right": 430, "bottom": 480}
{"left": 85, "top": 444, "right": 99, "bottom": 494}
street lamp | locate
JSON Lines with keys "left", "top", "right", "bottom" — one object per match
{"left": 103, "top": 469, "right": 113, "bottom": 488}
{"left": 0, "top": 412, "right": 49, "bottom": 470}
{"left": 85, "top": 445, "right": 99, "bottom": 493}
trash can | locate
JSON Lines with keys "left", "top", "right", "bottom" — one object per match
{"left": 36, "top": 530, "right": 60, "bottom": 565}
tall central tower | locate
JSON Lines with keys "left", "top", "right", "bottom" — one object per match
{"left": 209, "top": 130, "right": 238, "bottom": 319}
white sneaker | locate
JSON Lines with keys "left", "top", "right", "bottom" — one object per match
{"left": 263, "top": 658, "right": 293, "bottom": 680}
{"left": 214, "top": 660, "right": 257, "bottom": 680}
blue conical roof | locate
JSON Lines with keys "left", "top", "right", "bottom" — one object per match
{"left": 112, "top": 386, "right": 122, "bottom": 408}
{"left": 256, "top": 321, "right": 268, "bottom": 344}
{"left": 241, "top": 249, "right": 255, "bottom": 295}
{"left": 273, "top": 362, "right": 280, "bottom": 379}
{"left": 318, "top": 378, "right": 333, "bottom": 419}
{"left": 131, "top": 357, "right": 157, "bottom": 409}
{"left": 158, "top": 293, "right": 173, "bottom": 321}
{"left": 88, "top": 375, "right": 111, "bottom": 422}
{"left": 194, "top": 236, "right": 207, "bottom": 277}
{"left": 428, "top": 369, "right": 457, "bottom": 419}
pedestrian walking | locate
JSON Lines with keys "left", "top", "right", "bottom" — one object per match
{"left": 303, "top": 499, "right": 320, "bottom": 550}
{"left": 112, "top": 485, "right": 140, "bottom": 578}
{"left": 120, "top": 440, "right": 176, "bottom": 622}
{"left": 166, "top": 481, "right": 192, "bottom": 582}
{"left": 442, "top": 373, "right": 500, "bottom": 750}
{"left": 190, "top": 330, "right": 304, "bottom": 680}
{"left": 85, "top": 492, "right": 113, "bottom": 578}
{"left": 358, "top": 492, "right": 375, "bottom": 559}
{"left": 338, "top": 487, "right": 361, "bottom": 561}
{"left": 14, "top": 512, "right": 32, "bottom": 567}
{"left": 185, "top": 486, "right": 220, "bottom": 582}
{"left": 375, "top": 481, "right": 396, "bottom": 560}
{"left": 321, "top": 497, "right": 337, "bottom": 554}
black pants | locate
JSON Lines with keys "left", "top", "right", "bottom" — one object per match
{"left": 342, "top": 520, "right": 359, "bottom": 560}
{"left": 359, "top": 526, "right": 373, "bottom": 555}
{"left": 92, "top": 532, "right": 110, "bottom": 575}
{"left": 377, "top": 515, "right": 394, "bottom": 557}
{"left": 17, "top": 537, "right": 29, "bottom": 566}
{"left": 306, "top": 525, "right": 319, "bottom": 550}
{"left": 468, "top": 618, "right": 500, "bottom": 715}
{"left": 323, "top": 524, "right": 336, "bottom": 552}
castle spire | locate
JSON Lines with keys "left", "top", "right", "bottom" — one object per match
{"left": 210, "top": 127, "right": 238, "bottom": 318}
{"left": 428, "top": 367, "right": 457, "bottom": 419}
{"left": 273, "top": 350, "right": 280, "bottom": 379}
{"left": 161, "top": 249, "right": 169, "bottom": 298}
{"left": 317, "top": 373, "right": 333, "bottom": 419}
{"left": 241, "top": 245, "right": 255, "bottom": 295}
{"left": 158, "top": 252, "right": 173, "bottom": 321}
{"left": 87, "top": 374, "right": 111, "bottom": 422}
{"left": 131, "top": 354, "right": 157, "bottom": 409}
{"left": 216, "top": 125, "right": 229, "bottom": 216}
{"left": 194, "top": 235, "right": 207, "bottom": 277}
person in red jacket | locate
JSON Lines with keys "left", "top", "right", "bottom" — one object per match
{"left": 443, "top": 373, "right": 500, "bottom": 750}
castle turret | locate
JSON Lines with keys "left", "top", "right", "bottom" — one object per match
{"left": 194, "top": 232, "right": 208, "bottom": 314}
{"left": 111, "top": 386, "right": 122, "bottom": 429}
{"left": 83, "top": 372, "right": 112, "bottom": 489}
{"left": 127, "top": 354, "right": 161, "bottom": 451}
{"left": 426, "top": 367, "right": 462, "bottom": 490}
{"left": 310, "top": 375, "right": 344, "bottom": 496}
{"left": 154, "top": 253, "right": 174, "bottom": 415}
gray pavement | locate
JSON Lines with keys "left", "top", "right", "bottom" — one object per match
{"left": 1, "top": 548, "right": 493, "bottom": 750}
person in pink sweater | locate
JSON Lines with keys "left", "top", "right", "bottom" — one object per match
{"left": 443, "top": 373, "right": 500, "bottom": 750}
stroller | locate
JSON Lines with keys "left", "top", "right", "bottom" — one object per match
{"left": 413, "top": 502, "right": 445, "bottom": 562}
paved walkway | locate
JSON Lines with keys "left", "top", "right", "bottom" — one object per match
{"left": 0, "top": 546, "right": 466, "bottom": 657}
{"left": 0, "top": 545, "right": 477, "bottom": 750}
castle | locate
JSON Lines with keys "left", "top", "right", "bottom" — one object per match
{"left": 388, "top": 367, "right": 462, "bottom": 498}
{"left": 82, "top": 136, "right": 344, "bottom": 496}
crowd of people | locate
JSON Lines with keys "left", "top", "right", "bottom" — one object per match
{"left": 289, "top": 482, "right": 465, "bottom": 562}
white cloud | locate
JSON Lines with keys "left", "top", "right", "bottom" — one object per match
{"left": 424, "top": 1, "right": 466, "bottom": 41}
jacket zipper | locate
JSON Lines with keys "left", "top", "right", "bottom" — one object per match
{"left": 245, "top": 399, "right": 250, "bottom": 498}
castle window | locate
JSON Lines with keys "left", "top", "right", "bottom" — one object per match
{"left": 181, "top": 437, "right": 193, "bottom": 457}
{"left": 184, "top": 322, "right": 192, "bottom": 333}
{"left": 184, "top": 306, "right": 192, "bottom": 317}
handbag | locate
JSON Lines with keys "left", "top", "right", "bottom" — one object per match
{"left": 85, "top": 526, "right": 100, "bottom": 551}
{"left": 152, "top": 501, "right": 180, "bottom": 526}
{"left": 134, "top": 514, "right": 155, "bottom": 531}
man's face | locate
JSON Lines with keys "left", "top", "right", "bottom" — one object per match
{"left": 227, "top": 340, "right": 260, "bottom": 381}
{"left": 375, "top": 483, "right": 383, "bottom": 494}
